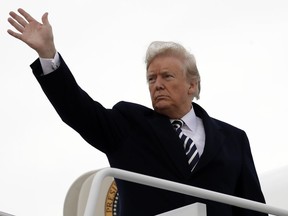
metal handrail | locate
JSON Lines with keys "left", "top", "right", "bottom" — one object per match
{"left": 84, "top": 167, "right": 288, "bottom": 216}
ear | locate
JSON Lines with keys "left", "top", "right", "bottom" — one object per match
{"left": 188, "top": 80, "right": 197, "bottom": 95}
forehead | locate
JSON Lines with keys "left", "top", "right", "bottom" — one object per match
{"left": 147, "top": 55, "right": 184, "bottom": 73}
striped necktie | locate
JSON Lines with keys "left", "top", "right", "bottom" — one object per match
{"left": 172, "top": 119, "right": 200, "bottom": 172}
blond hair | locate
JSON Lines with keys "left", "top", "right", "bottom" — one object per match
{"left": 145, "top": 41, "right": 201, "bottom": 99}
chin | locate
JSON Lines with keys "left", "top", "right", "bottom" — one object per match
{"left": 154, "top": 106, "right": 170, "bottom": 116}
{"left": 153, "top": 100, "right": 172, "bottom": 112}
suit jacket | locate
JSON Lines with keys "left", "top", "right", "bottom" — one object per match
{"left": 31, "top": 54, "right": 267, "bottom": 216}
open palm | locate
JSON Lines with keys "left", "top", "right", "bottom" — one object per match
{"left": 8, "top": 8, "right": 56, "bottom": 58}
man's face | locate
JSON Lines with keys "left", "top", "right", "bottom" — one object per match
{"left": 147, "top": 55, "right": 196, "bottom": 118}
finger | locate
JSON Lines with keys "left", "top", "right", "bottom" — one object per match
{"left": 9, "top": 11, "right": 28, "bottom": 28}
{"left": 42, "top": 12, "right": 50, "bottom": 26}
{"left": 18, "top": 8, "right": 36, "bottom": 23}
{"left": 7, "top": 29, "right": 23, "bottom": 41}
{"left": 7, "top": 17, "right": 24, "bottom": 33}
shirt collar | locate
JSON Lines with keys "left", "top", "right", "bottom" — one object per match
{"left": 181, "top": 106, "right": 197, "bottom": 132}
{"left": 170, "top": 106, "right": 197, "bottom": 132}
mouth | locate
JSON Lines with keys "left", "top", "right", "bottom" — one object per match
{"left": 155, "top": 95, "right": 169, "bottom": 101}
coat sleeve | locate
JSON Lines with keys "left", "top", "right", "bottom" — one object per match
{"left": 30, "top": 54, "right": 128, "bottom": 153}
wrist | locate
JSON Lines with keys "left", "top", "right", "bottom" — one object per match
{"left": 38, "top": 45, "right": 57, "bottom": 59}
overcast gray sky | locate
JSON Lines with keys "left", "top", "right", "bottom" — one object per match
{"left": 1, "top": 0, "right": 288, "bottom": 215}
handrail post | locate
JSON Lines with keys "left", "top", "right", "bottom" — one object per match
{"left": 83, "top": 168, "right": 111, "bottom": 216}
{"left": 84, "top": 167, "right": 288, "bottom": 216}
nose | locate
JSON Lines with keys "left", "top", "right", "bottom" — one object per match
{"left": 155, "top": 77, "right": 164, "bottom": 90}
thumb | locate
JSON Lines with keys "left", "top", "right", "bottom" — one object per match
{"left": 42, "top": 12, "right": 50, "bottom": 25}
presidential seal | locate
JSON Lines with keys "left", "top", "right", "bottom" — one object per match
{"left": 105, "top": 180, "right": 119, "bottom": 216}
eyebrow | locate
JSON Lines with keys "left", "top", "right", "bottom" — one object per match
{"left": 147, "top": 70, "right": 174, "bottom": 75}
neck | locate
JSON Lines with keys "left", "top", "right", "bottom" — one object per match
{"left": 165, "top": 105, "right": 192, "bottom": 119}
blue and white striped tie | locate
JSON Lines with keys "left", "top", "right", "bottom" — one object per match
{"left": 172, "top": 119, "right": 200, "bottom": 172}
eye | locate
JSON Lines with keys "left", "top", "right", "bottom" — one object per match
{"left": 164, "top": 73, "right": 174, "bottom": 80}
{"left": 147, "top": 76, "right": 156, "bottom": 84}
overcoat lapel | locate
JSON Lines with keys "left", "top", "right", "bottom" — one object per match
{"left": 192, "top": 103, "right": 223, "bottom": 173}
{"left": 148, "top": 115, "right": 193, "bottom": 178}
{"left": 148, "top": 103, "right": 224, "bottom": 178}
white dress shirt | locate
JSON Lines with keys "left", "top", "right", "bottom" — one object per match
{"left": 39, "top": 52, "right": 60, "bottom": 75}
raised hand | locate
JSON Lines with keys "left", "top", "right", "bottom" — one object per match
{"left": 7, "top": 8, "right": 56, "bottom": 58}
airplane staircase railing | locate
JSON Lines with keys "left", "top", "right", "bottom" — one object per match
{"left": 83, "top": 167, "right": 288, "bottom": 216}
